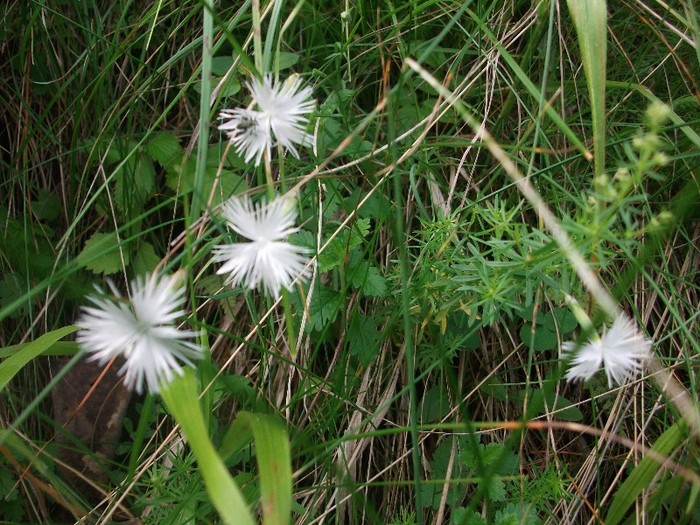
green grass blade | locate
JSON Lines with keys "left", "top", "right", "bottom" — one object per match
{"left": 566, "top": 0, "right": 607, "bottom": 183}
{"left": 468, "top": 9, "right": 592, "bottom": 161}
{"left": 161, "top": 369, "right": 255, "bottom": 525}
{"left": 605, "top": 420, "right": 689, "bottom": 525}
{"left": 0, "top": 325, "right": 78, "bottom": 391}
{"left": 190, "top": 0, "right": 214, "bottom": 224}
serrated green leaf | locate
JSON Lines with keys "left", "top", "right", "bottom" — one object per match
{"left": 347, "top": 314, "right": 380, "bottom": 365}
{"left": 420, "top": 386, "right": 450, "bottom": 424}
{"left": 76, "top": 232, "right": 130, "bottom": 275}
{"left": 0, "top": 211, "right": 55, "bottom": 278}
{"left": 113, "top": 153, "right": 156, "bottom": 216}
{"left": 452, "top": 507, "right": 487, "bottom": 525}
{"left": 347, "top": 257, "right": 371, "bottom": 288}
{"left": 290, "top": 229, "right": 316, "bottom": 251}
{"left": 360, "top": 266, "right": 387, "bottom": 297}
{"left": 307, "top": 286, "right": 342, "bottom": 332}
{"left": 147, "top": 132, "right": 183, "bottom": 168}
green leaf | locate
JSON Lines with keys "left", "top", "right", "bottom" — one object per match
{"left": 217, "top": 75, "right": 242, "bottom": 97}
{"left": 541, "top": 308, "right": 577, "bottom": 334}
{"left": 420, "top": 386, "right": 450, "bottom": 424}
{"left": 0, "top": 211, "right": 55, "bottom": 278}
{"left": 76, "top": 232, "right": 130, "bottom": 275}
{"left": 211, "top": 56, "right": 234, "bottom": 75}
{"left": 132, "top": 242, "right": 161, "bottom": 275}
{"left": 0, "top": 272, "right": 32, "bottom": 319}
{"left": 235, "top": 412, "right": 292, "bottom": 525}
{"left": 0, "top": 325, "right": 79, "bottom": 391}
{"left": 0, "top": 341, "right": 78, "bottom": 359}
{"left": 521, "top": 389, "right": 583, "bottom": 422}
{"left": 147, "top": 132, "right": 183, "bottom": 169}
{"left": 605, "top": 420, "right": 689, "bottom": 525}
{"left": 166, "top": 160, "right": 247, "bottom": 206}
{"left": 161, "top": 370, "right": 255, "bottom": 525}
{"left": 519, "top": 323, "right": 557, "bottom": 351}
{"left": 31, "top": 189, "right": 61, "bottom": 222}
{"left": 306, "top": 286, "right": 343, "bottom": 332}
{"left": 567, "top": 0, "right": 607, "bottom": 180}
{"left": 318, "top": 219, "right": 371, "bottom": 272}
{"left": 347, "top": 314, "right": 381, "bottom": 365}
{"left": 275, "top": 51, "right": 299, "bottom": 70}
{"left": 452, "top": 507, "right": 487, "bottom": 525}
{"left": 360, "top": 265, "right": 387, "bottom": 297}
{"left": 113, "top": 153, "right": 156, "bottom": 216}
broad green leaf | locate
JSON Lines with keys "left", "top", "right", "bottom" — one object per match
{"left": 306, "top": 286, "right": 342, "bottom": 332}
{"left": 76, "top": 232, "right": 130, "bottom": 275}
{"left": 605, "top": 420, "right": 689, "bottom": 525}
{"left": 420, "top": 385, "right": 450, "bottom": 424}
{"left": 541, "top": 308, "right": 578, "bottom": 334}
{"left": 521, "top": 389, "right": 583, "bottom": 422}
{"left": 275, "top": 51, "right": 299, "bottom": 70}
{"left": 161, "top": 370, "right": 255, "bottom": 525}
{"left": 519, "top": 323, "right": 557, "bottom": 351}
{"left": 0, "top": 211, "right": 55, "bottom": 278}
{"left": 359, "top": 266, "right": 387, "bottom": 297}
{"left": 31, "top": 189, "right": 61, "bottom": 221}
{"left": 166, "top": 159, "right": 247, "bottom": 206}
{"left": 211, "top": 56, "right": 234, "bottom": 75}
{"left": 0, "top": 272, "right": 32, "bottom": 319}
{"left": 147, "top": 132, "right": 183, "bottom": 168}
{"left": 113, "top": 152, "right": 156, "bottom": 217}
{"left": 347, "top": 314, "right": 381, "bottom": 365}
{"left": 0, "top": 325, "right": 78, "bottom": 391}
{"left": 132, "top": 241, "right": 161, "bottom": 275}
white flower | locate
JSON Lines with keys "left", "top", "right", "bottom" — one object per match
{"left": 77, "top": 273, "right": 202, "bottom": 394}
{"left": 563, "top": 315, "right": 652, "bottom": 387}
{"left": 218, "top": 108, "right": 271, "bottom": 166}
{"left": 212, "top": 195, "right": 311, "bottom": 297}
{"left": 249, "top": 74, "right": 316, "bottom": 157}
{"left": 218, "top": 74, "right": 315, "bottom": 166}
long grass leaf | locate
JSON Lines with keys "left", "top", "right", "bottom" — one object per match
{"left": 566, "top": 0, "right": 607, "bottom": 182}
{"left": 0, "top": 326, "right": 78, "bottom": 391}
{"left": 605, "top": 420, "right": 688, "bottom": 525}
{"left": 161, "top": 370, "right": 255, "bottom": 525}
{"left": 237, "top": 412, "right": 292, "bottom": 525}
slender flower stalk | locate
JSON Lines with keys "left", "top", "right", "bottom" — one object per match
{"left": 563, "top": 315, "right": 652, "bottom": 387}
{"left": 218, "top": 74, "right": 315, "bottom": 166}
{"left": 76, "top": 273, "right": 202, "bottom": 394}
{"left": 212, "top": 194, "right": 311, "bottom": 297}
